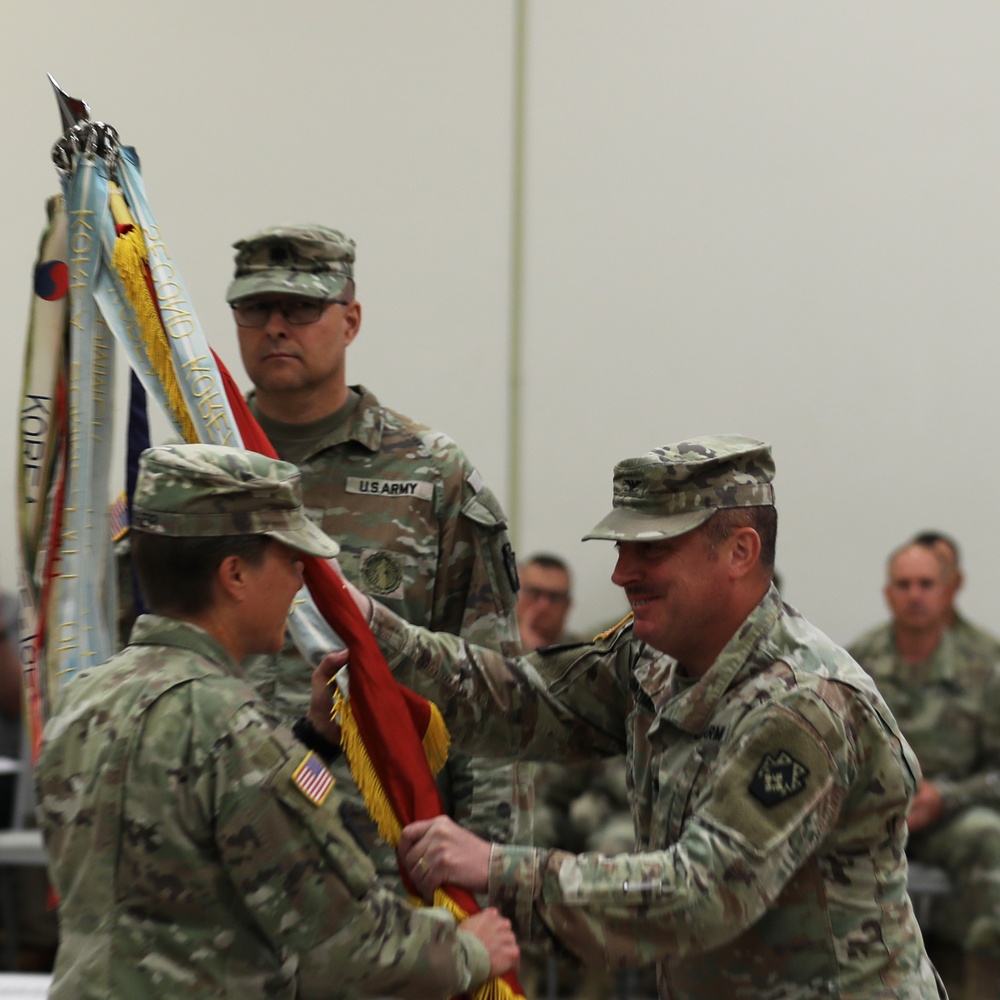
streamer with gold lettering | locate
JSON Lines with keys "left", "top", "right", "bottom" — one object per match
{"left": 18, "top": 78, "right": 524, "bottom": 1000}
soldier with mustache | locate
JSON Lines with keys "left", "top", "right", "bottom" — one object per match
{"left": 333, "top": 435, "right": 946, "bottom": 999}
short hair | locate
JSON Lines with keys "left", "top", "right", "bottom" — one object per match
{"left": 885, "top": 538, "right": 948, "bottom": 578}
{"left": 911, "top": 530, "right": 960, "bottom": 568}
{"left": 702, "top": 506, "right": 777, "bottom": 570}
{"left": 131, "top": 531, "right": 271, "bottom": 616}
{"left": 521, "top": 552, "right": 570, "bottom": 575}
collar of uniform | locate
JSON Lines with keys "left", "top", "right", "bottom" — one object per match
{"left": 344, "top": 384, "right": 385, "bottom": 452}
{"left": 127, "top": 613, "right": 239, "bottom": 672}
{"left": 890, "top": 625, "right": 961, "bottom": 686}
{"left": 292, "top": 382, "right": 382, "bottom": 455}
{"left": 245, "top": 384, "right": 381, "bottom": 460}
{"left": 632, "top": 647, "right": 677, "bottom": 714}
{"left": 655, "top": 584, "right": 784, "bottom": 736}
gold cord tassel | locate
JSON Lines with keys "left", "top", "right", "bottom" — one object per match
{"left": 108, "top": 187, "right": 198, "bottom": 443}
{"left": 421, "top": 699, "right": 450, "bottom": 775}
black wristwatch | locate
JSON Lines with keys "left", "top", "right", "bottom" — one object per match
{"left": 292, "top": 716, "right": 342, "bottom": 764}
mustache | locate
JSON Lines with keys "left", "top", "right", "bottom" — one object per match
{"left": 624, "top": 587, "right": 657, "bottom": 600}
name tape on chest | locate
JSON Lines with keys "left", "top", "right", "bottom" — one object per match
{"left": 346, "top": 477, "right": 433, "bottom": 501}
{"left": 292, "top": 751, "right": 335, "bottom": 807}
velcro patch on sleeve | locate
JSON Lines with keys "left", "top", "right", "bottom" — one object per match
{"left": 699, "top": 705, "right": 836, "bottom": 857}
{"left": 292, "top": 751, "right": 335, "bottom": 807}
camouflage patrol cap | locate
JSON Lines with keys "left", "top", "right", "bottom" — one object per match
{"left": 226, "top": 224, "right": 355, "bottom": 303}
{"left": 132, "top": 443, "right": 339, "bottom": 558}
{"left": 583, "top": 435, "right": 775, "bottom": 542}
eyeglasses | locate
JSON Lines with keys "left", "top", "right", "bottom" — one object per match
{"left": 231, "top": 298, "right": 349, "bottom": 327}
{"left": 522, "top": 585, "right": 570, "bottom": 605}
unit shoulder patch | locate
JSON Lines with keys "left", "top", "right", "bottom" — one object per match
{"left": 699, "top": 705, "right": 836, "bottom": 856}
{"left": 748, "top": 750, "right": 810, "bottom": 807}
{"left": 292, "top": 751, "right": 334, "bottom": 806}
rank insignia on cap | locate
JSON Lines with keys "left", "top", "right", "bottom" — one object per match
{"left": 292, "top": 752, "right": 334, "bottom": 807}
{"left": 748, "top": 750, "right": 809, "bottom": 807}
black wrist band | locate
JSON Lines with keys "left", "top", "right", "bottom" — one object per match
{"left": 292, "top": 716, "right": 341, "bottom": 764}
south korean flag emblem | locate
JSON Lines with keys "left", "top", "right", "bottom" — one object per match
{"left": 748, "top": 750, "right": 809, "bottom": 807}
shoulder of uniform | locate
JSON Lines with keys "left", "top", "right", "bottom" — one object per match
{"left": 529, "top": 616, "right": 634, "bottom": 659}
{"left": 844, "top": 621, "right": 891, "bottom": 661}
{"left": 370, "top": 403, "right": 466, "bottom": 464}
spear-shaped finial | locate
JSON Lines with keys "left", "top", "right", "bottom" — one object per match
{"left": 48, "top": 74, "right": 119, "bottom": 176}
{"left": 48, "top": 73, "right": 91, "bottom": 130}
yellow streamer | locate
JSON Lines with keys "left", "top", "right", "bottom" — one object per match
{"left": 108, "top": 186, "right": 198, "bottom": 444}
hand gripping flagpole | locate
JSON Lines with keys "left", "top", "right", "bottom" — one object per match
{"left": 17, "top": 78, "right": 524, "bottom": 1000}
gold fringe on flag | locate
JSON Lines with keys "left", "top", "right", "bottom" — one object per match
{"left": 332, "top": 691, "right": 520, "bottom": 1000}
{"left": 429, "top": 889, "right": 522, "bottom": 1000}
{"left": 332, "top": 689, "right": 450, "bottom": 844}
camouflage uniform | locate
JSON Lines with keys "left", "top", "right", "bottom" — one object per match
{"left": 364, "top": 436, "right": 945, "bottom": 999}
{"left": 952, "top": 613, "right": 1000, "bottom": 664}
{"left": 36, "top": 444, "right": 493, "bottom": 1000}
{"left": 226, "top": 226, "right": 529, "bottom": 885}
{"left": 850, "top": 622, "right": 1000, "bottom": 956}
{"left": 243, "top": 385, "right": 530, "bottom": 880}
{"left": 37, "top": 617, "right": 490, "bottom": 1000}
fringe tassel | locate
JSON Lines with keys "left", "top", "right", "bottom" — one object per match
{"left": 332, "top": 689, "right": 402, "bottom": 845}
{"left": 108, "top": 188, "right": 198, "bottom": 443}
{"left": 422, "top": 699, "right": 450, "bottom": 776}
{"left": 333, "top": 691, "right": 523, "bottom": 999}
{"left": 429, "top": 888, "right": 523, "bottom": 1000}
{"left": 473, "top": 977, "right": 522, "bottom": 1000}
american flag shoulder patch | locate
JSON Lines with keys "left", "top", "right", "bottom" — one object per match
{"left": 292, "top": 752, "right": 334, "bottom": 806}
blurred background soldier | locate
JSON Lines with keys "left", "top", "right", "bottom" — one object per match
{"left": 0, "top": 586, "right": 57, "bottom": 972}
{"left": 850, "top": 537, "right": 1000, "bottom": 999}
{"left": 516, "top": 553, "right": 639, "bottom": 998}
{"left": 36, "top": 444, "right": 518, "bottom": 1000}
{"left": 911, "top": 529, "right": 1000, "bottom": 660}
{"left": 515, "top": 553, "right": 578, "bottom": 650}
{"left": 226, "top": 225, "right": 531, "bottom": 891}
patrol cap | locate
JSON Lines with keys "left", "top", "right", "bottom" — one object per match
{"left": 132, "top": 443, "right": 339, "bottom": 559}
{"left": 226, "top": 224, "right": 355, "bottom": 303}
{"left": 583, "top": 434, "right": 775, "bottom": 542}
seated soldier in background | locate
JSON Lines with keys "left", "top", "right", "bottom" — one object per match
{"left": 36, "top": 444, "right": 518, "bottom": 1000}
{"left": 912, "top": 529, "right": 1000, "bottom": 660}
{"left": 516, "top": 554, "right": 642, "bottom": 999}
{"left": 515, "top": 553, "right": 579, "bottom": 650}
{"left": 850, "top": 537, "right": 1000, "bottom": 1000}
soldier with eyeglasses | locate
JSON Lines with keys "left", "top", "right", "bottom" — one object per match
{"left": 226, "top": 225, "right": 532, "bottom": 898}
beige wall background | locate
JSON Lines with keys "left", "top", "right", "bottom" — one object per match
{"left": 4, "top": 2, "right": 1000, "bottom": 648}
